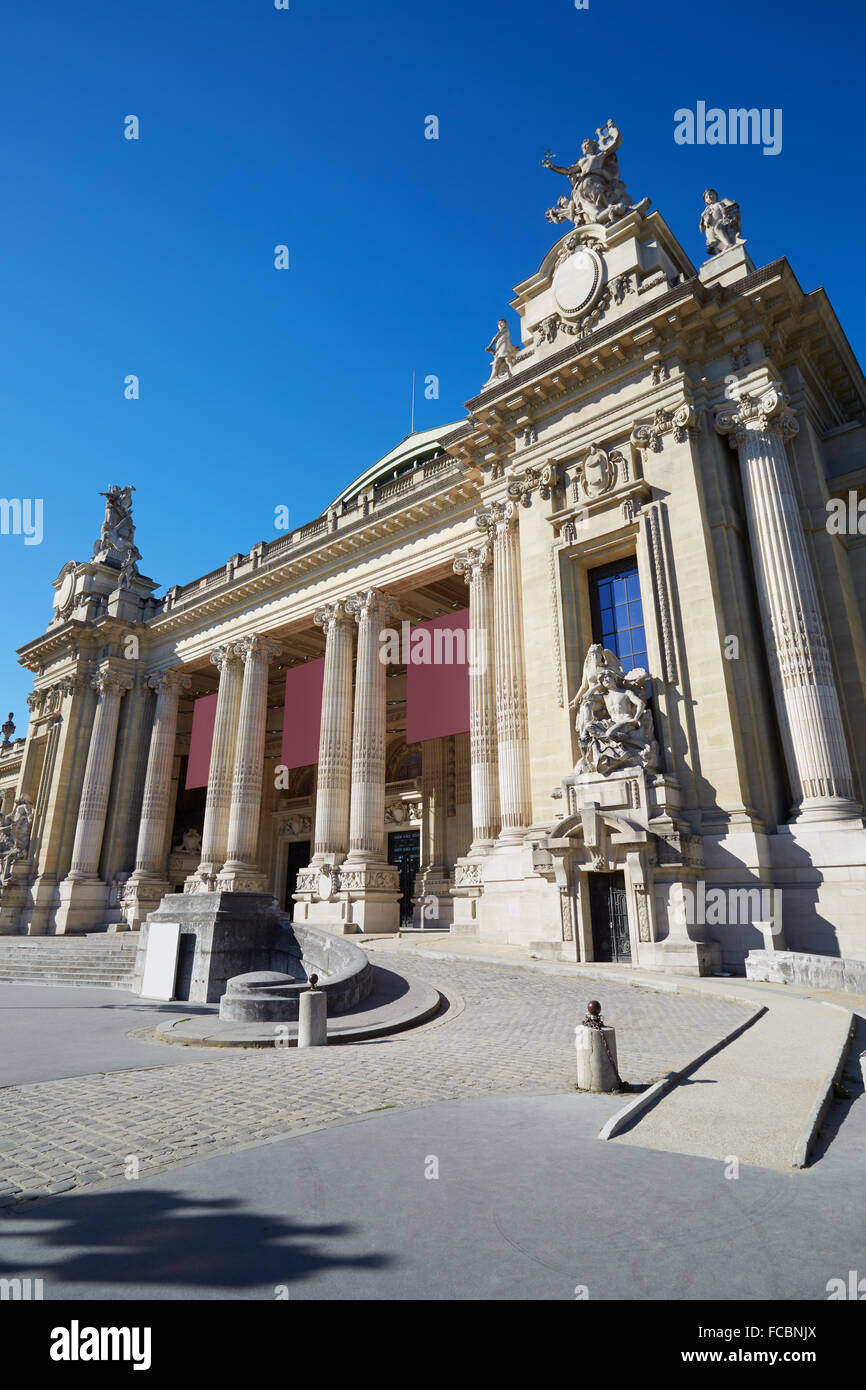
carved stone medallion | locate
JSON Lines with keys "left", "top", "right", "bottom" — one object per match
{"left": 552, "top": 247, "right": 604, "bottom": 318}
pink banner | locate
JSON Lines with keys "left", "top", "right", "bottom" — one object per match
{"left": 185, "top": 693, "right": 218, "bottom": 790}
{"left": 405, "top": 609, "right": 471, "bottom": 744}
{"left": 281, "top": 659, "right": 326, "bottom": 769}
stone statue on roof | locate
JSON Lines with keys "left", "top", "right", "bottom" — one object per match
{"left": 542, "top": 119, "right": 650, "bottom": 228}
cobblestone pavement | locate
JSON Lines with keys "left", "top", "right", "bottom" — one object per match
{"left": 0, "top": 953, "right": 749, "bottom": 1208}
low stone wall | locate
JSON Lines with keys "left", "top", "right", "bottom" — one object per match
{"left": 219, "top": 919, "right": 373, "bottom": 1022}
{"left": 745, "top": 949, "right": 866, "bottom": 995}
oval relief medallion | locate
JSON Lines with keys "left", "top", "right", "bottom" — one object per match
{"left": 552, "top": 247, "right": 604, "bottom": 318}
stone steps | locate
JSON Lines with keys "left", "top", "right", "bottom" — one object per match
{"left": 0, "top": 935, "right": 139, "bottom": 988}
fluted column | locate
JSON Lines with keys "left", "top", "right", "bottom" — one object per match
{"left": 132, "top": 671, "right": 191, "bottom": 875}
{"left": 189, "top": 645, "right": 244, "bottom": 888}
{"left": 218, "top": 634, "right": 283, "bottom": 888}
{"left": 345, "top": 589, "right": 398, "bottom": 862}
{"left": 311, "top": 601, "right": 355, "bottom": 862}
{"left": 66, "top": 666, "right": 134, "bottom": 879}
{"left": 454, "top": 542, "right": 500, "bottom": 847}
{"left": 484, "top": 500, "right": 532, "bottom": 838}
{"left": 121, "top": 669, "right": 190, "bottom": 928}
{"left": 717, "top": 387, "right": 859, "bottom": 820}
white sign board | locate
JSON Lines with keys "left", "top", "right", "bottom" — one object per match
{"left": 141, "top": 922, "right": 182, "bottom": 1001}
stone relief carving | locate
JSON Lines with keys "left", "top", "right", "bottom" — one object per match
{"left": 569, "top": 644, "right": 658, "bottom": 776}
{"left": 0, "top": 797, "right": 33, "bottom": 879}
{"left": 700, "top": 188, "right": 743, "bottom": 256}
{"left": 172, "top": 826, "right": 202, "bottom": 854}
{"left": 506, "top": 463, "right": 558, "bottom": 507}
{"left": 542, "top": 119, "right": 650, "bottom": 228}
{"left": 574, "top": 442, "right": 616, "bottom": 499}
{"left": 485, "top": 318, "right": 520, "bottom": 383}
{"left": 384, "top": 799, "right": 422, "bottom": 826}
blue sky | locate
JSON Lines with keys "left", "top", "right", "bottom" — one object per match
{"left": 1, "top": 0, "right": 863, "bottom": 722}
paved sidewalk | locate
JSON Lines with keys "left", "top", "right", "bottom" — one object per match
{"left": 0, "top": 951, "right": 747, "bottom": 1208}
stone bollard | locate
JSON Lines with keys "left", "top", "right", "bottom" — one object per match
{"left": 298, "top": 973, "right": 327, "bottom": 1047}
{"left": 575, "top": 1000, "right": 621, "bottom": 1092}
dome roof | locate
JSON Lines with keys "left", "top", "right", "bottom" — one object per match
{"left": 328, "top": 424, "right": 462, "bottom": 508}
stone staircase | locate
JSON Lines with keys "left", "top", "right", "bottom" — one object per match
{"left": 0, "top": 934, "right": 140, "bottom": 989}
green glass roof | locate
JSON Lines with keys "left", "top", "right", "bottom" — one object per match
{"left": 328, "top": 424, "right": 462, "bottom": 508}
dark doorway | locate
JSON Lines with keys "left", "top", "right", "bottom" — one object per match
{"left": 388, "top": 829, "right": 420, "bottom": 929}
{"left": 588, "top": 871, "right": 631, "bottom": 963}
{"left": 284, "top": 840, "right": 311, "bottom": 909}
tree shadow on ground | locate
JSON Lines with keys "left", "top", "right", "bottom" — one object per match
{"left": 0, "top": 1188, "right": 394, "bottom": 1291}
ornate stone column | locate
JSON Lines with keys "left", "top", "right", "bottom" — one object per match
{"left": 187, "top": 644, "right": 244, "bottom": 890}
{"left": 454, "top": 542, "right": 500, "bottom": 848}
{"left": 55, "top": 664, "right": 133, "bottom": 933}
{"left": 217, "top": 634, "right": 283, "bottom": 891}
{"left": 345, "top": 589, "right": 398, "bottom": 863}
{"left": 484, "top": 499, "right": 533, "bottom": 838}
{"left": 310, "top": 601, "right": 355, "bottom": 863}
{"left": 121, "top": 669, "right": 190, "bottom": 927}
{"left": 716, "top": 388, "right": 859, "bottom": 820}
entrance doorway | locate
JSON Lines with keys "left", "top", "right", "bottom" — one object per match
{"left": 388, "top": 829, "right": 420, "bottom": 929}
{"left": 284, "top": 840, "right": 311, "bottom": 909}
{"left": 588, "top": 871, "right": 631, "bottom": 963}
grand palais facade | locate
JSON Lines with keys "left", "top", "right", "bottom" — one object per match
{"left": 2, "top": 123, "right": 864, "bottom": 980}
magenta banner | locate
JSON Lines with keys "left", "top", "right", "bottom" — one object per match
{"left": 185, "top": 693, "right": 218, "bottom": 790}
{"left": 281, "top": 658, "right": 326, "bottom": 769}
{"left": 405, "top": 608, "right": 471, "bottom": 744}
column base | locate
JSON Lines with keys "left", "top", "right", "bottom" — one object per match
{"left": 293, "top": 860, "right": 401, "bottom": 935}
{"left": 214, "top": 863, "right": 269, "bottom": 894}
{"left": 787, "top": 797, "right": 864, "bottom": 827}
{"left": 120, "top": 875, "right": 171, "bottom": 931}
{"left": 54, "top": 875, "right": 118, "bottom": 935}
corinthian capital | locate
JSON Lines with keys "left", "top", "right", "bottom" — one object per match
{"left": 453, "top": 544, "right": 492, "bottom": 585}
{"left": 91, "top": 668, "right": 134, "bottom": 698}
{"left": 715, "top": 388, "right": 799, "bottom": 448}
{"left": 232, "top": 634, "right": 283, "bottom": 663}
{"left": 209, "top": 644, "right": 241, "bottom": 672}
{"left": 345, "top": 589, "right": 398, "bottom": 624}
{"left": 314, "top": 599, "right": 354, "bottom": 634}
{"left": 146, "top": 669, "right": 192, "bottom": 697}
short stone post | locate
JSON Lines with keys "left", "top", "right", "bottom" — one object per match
{"left": 298, "top": 973, "right": 327, "bottom": 1047}
{"left": 575, "top": 1000, "right": 621, "bottom": 1092}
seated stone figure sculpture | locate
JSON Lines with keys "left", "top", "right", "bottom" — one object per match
{"left": 569, "top": 644, "right": 658, "bottom": 775}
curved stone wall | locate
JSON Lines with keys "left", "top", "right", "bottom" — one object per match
{"left": 219, "top": 918, "right": 373, "bottom": 1022}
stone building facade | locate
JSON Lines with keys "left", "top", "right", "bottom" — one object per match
{"left": 3, "top": 128, "right": 865, "bottom": 974}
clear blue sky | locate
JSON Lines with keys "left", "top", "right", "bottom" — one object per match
{"left": 1, "top": 0, "right": 863, "bottom": 724}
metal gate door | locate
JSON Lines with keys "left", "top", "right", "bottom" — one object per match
{"left": 387, "top": 829, "right": 420, "bottom": 929}
{"left": 588, "top": 871, "right": 632, "bottom": 963}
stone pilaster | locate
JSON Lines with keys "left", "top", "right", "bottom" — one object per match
{"left": 413, "top": 736, "right": 452, "bottom": 925}
{"left": 187, "top": 645, "right": 244, "bottom": 890}
{"left": 345, "top": 589, "right": 399, "bottom": 864}
{"left": 54, "top": 665, "right": 134, "bottom": 933}
{"left": 485, "top": 499, "right": 533, "bottom": 838}
{"left": 216, "top": 634, "right": 283, "bottom": 892}
{"left": 454, "top": 542, "right": 500, "bottom": 847}
{"left": 121, "top": 669, "right": 191, "bottom": 928}
{"left": 310, "top": 601, "right": 355, "bottom": 863}
{"left": 717, "top": 388, "right": 860, "bottom": 821}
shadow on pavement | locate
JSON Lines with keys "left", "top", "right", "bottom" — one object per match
{"left": 0, "top": 1187, "right": 395, "bottom": 1292}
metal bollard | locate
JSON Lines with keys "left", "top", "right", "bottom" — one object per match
{"left": 575, "top": 999, "right": 621, "bottom": 1092}
{"left": 298, "top": 973, "right": 327, "bottom": 1047}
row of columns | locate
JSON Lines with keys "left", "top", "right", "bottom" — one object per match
{"left": 309, "top": 589, "right": 398, "bottom": 869}
{"left": 454, "top": 497, "right": 533, "bottom": 849}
